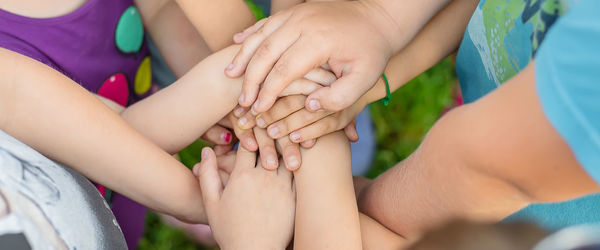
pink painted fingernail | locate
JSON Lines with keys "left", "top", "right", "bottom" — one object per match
{"left": 226, "top": 63, "right": 234, "bottom": 71}
{"left": 221, "top": 132, "right": 232, "bottom": 143}
{"left": 290, "top": 132, "right": 301, "bottom": 142}
{"left": 268, "top": 126, "right": 279, "bottom": 137}
{"left": 308, "top": 99, "right": 321, "bottom": 111}
{"left": 238, "top": 93, "right": 245, "bottom": 104}
{"left": 304, "top": 139, "right": 314, "bottom": 145}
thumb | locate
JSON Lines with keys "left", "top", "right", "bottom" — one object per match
{"left": 197, "top": 147, "right": 223, "bottom": 214}
{"left": 306, "top": 71, "right": 376, "bottom": 112}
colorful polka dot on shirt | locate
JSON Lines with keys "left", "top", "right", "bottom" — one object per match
{"left": 115, "top": 6, "right": 144, "bottom": 54}
{"left": 134, "top": 56, "right": 152, "bottom": 95}
{"left": 98, "top": 73, "right": 129, "bottom": 106}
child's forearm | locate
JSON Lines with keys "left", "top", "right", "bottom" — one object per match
{"left": 0, "top": 48, "right": 206, "bottom": 223}
{"left": 271, "top": 0, "right": 303, "bottom": 14}
{"left": 294, "top": 131, "right": 362, "bottom": 249}
{"left": 121, "top": 45, "right": 242, "bottom": 154}
{"left": 363, "top": 0, "right": 478, "bottom": 103}
{"left": 136, "top": 0, "right": 212, "bottom": 77}
{"left": 176, "top": 0, "right": 256, "bottom": 51}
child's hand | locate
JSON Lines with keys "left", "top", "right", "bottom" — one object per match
{"left": 255, "top": 93, "right": 366, "bottom": 145}
{"left": 197, "top": 147, "right": 295, "bottom": 250}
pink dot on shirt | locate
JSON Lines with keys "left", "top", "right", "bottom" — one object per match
{"left": 98, "top": 73, "right": 129, "bottom": 107}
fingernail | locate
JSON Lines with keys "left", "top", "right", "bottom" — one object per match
{"left": 251, "top": 101, "right": 260, "bottom": 115}
{"left": 238, "top": 117, "right": 247, "bottom": 127}
{"left": 304, "top": 139, "right": 314, "bottom": 145}
{"left": 234, "top": 107, "right": 245, "bottom": 117}
{"left": 290, "top": 132, "right": 301, "bottom": 142}
{"left": 221, "top": 132, "right": 232, "bottom": 143}
{"left": 266, "top": 157, "right": 277, "bottom": 169}
{"left": 256, "top": 117, "right": 266, "bottom": 128}
{"left": 287, "top": 156, "right": 299, "bottom": 168}
{"left": 233, "top": 33, "right": 243, "bottom": 41}
{"left": 308, "top": 99, "right": 321, "bottom": 111}
{"left": 201, "top": 148, "right": 210, "bottom": 159}
{"left": 238, "top": 94, "right": 245, "bottom": 104}
{"left": 268, "top": 126, "right": 279, "bottom": 137}
{"left": 226, "top": 63, "right": 234, "bottom": 71}
{"left": 246, "top": 138, "right": 257, "bottom": 149}
{"left": 192, "top": 164, "right": 200, "bottom": 176}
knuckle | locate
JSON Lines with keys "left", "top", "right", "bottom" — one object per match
{"left": 272, "top": 60, "right": 289, "bottom": 77}
{"left": 321, "top": 120, "right": 334, "bottom": 132}
{"left": 328, "top": 93, "right": 348, "bottom": 110}
{"left": 255, "top": 40, "right": 272, "bottom": 59}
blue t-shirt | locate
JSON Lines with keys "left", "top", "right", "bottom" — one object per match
{"left": 456, "top": 0, "right": 600, "bottom": 231}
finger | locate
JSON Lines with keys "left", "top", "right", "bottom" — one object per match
{"left": 227, "top": 13, "right": 289, "bottom": 77}
{"left": 299, "top": 138, "right": 316, "bottom": 148}
{"left": 288, "top": 115, "right": 343, "bottom": 142}
{"left": 306, "top": 68, "right": 376, "bottom": 112}
{"left": 234, "top": 145, "right": 258, "bottom": 172}
{"left": 218, "top": 169, "right": 230, "bottom": 186}
{"left": 276, "top": 137, "right": 301, "bottom": 171}
{"left": 279, "top": 78, "right": 322, "bottom": 97}
{"left": 227, "top": 12, "right": 293, "bottom": 106}
{"left": 238, "top": 110, "right": 257, "bottom": 130}
{"left": 228, "top": 114, "right": 258, "bottom": 151}
{"left": 232, "top": 105, "right": 248, "bottom": 118}
{"left": 344, "top": 119, "right": 359, "bottom": 142}
{"left": 268, "top": 109, "right": 332, "bottom": 140}
{"left": 253, "top": 127, "right": 279, "bottom": 170}
{"left": 252, "top": 36, "right": 326, "bottom": 114}
{"left": 201, "top": 125, "right": 233, "bottom": 145}
{"left": 255, "top": 95, "right": 305, "bottom": 129}
{"left": 214, "top": 144, "right": 235, "bottom": 156}
{"left": 233, "top": 17, "right": 269, "bottom": 44}
{"left": 197, "top": 147, "right": 223, "bottom": 209}
{"left": 216, "top": 151, "right": 237, "bottom": 173}
{"left": 236, "top": 128, "right": 258, "bottom": 152}
{"left": 303, "top": 67, "right": 336, "bottom": 86}
{"left": 242, "top": 23, "right": 302, "bottom": 109}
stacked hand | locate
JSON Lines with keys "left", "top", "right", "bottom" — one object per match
{"left": 196, "top": 147, "right": 295, "bottom": 250}
{"left": 226, "top": 65, "right": 371, "bottom": 171}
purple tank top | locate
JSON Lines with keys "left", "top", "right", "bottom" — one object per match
{"left": 0, "top": 0, "right": 154, "bottom": 248}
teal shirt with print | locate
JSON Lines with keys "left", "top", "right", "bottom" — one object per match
{"left": 455, "top": 0, "right": 600, "bottom": 231}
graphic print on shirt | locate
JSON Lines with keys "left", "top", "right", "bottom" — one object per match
{"left": 468, "top": 0, "right": 565, "bottom": 84}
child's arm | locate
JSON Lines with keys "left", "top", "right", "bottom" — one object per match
{"left": 358, "top": 64, "right": 600, "bottom": 240}
{"left": 294, "top": 131, "right": 406, "bottom": 249}
{"left": 0, "top": 48, "right": 206, "bottom": 223}
{"left": 293, "top": 131, "right": 361, "bottom": 249}
{"left": 245, "top": 0, "right": 478, "bottom": 144}
{"left": 271, "top": 0, "right": 303, "bottom": 14}
{"left": 175, "top": 0, "right": 257, "bottom": 51}
{"left": 120, "top": 46, "right": 242, "bottom": 154}
{"left": 135, "top": 0, "right": 212, "bottom": 77}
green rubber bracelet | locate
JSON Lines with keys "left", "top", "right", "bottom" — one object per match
{"left": 380, "top": 73, "right": 391, "bottom": 106}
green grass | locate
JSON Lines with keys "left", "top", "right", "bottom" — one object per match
{"left": 139, "top": 58, "right": 457, "bottom": 249}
